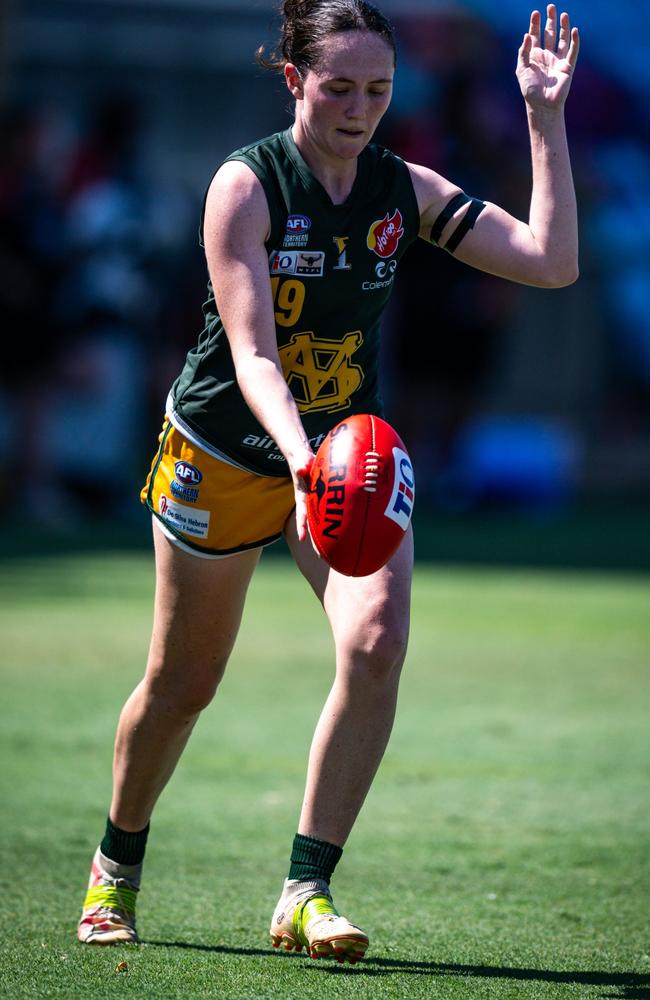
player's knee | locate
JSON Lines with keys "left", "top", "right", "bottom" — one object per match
{"left": 170, "top": 678, "right": 220, "bottom": 717}
{"left": 145, "top": 659, "right": 226, "bottom": 718}
{"left": 340, "top": 618, "right": 408, "bottom": 686}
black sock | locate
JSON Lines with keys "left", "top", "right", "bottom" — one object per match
{"left": 100, "top": 816, "right": 150, "bottom": 866}
{"left": 288, "top": 833, "right": 343, "bottom": 884}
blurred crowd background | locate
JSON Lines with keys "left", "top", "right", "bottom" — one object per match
{"left": 1, "top": 0, "right": 649, "bottom": 529}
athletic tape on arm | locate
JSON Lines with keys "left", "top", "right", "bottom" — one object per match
{"left": 442, "top": 198, "right": 486, "bottom": 254}
{"left": 429, "top": 193, "right": 471, "bottom": 245}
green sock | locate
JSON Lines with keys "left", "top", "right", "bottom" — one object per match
{"left": 100, "top": 816, "right": 150, "bottom": 866}
{"left": 288, "top": 833, "right": 343, "bottom": 884}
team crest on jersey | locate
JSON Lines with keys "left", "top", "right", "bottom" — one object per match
{"left": 366, "top": 209, "right": 404, "bottom": 258}
{"left": 279, "top": 330, "right": 364, "bottom": 413}
{"left": 269, "top": 250, "right": 325, "bottom": 277}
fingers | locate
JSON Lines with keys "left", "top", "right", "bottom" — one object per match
{"left": 293, "top": 453, "right": 315, "bottom": 543}
{"left": 567, "top": 25, "right": 580, "bottom": 67}
{"left": 528, "top": 9, "right": 541, "bottom": 49}
{"left": 295, "top": 493, "right": 321, "bottom": 557}
{"left": 295, "top": 493, "right": 309, "bottom": 542}
{"left": 544, "top": 4, "right": 557, "bottom": 50}
{"left": 557, "top": 10, "right": 570, "bottom": 57}
{"left": 534, "top": 6, "right": 579, "bottom": 65}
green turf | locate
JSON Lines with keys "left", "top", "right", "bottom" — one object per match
{"left": 1, "top": 549, "right": 649, "bottom": 998}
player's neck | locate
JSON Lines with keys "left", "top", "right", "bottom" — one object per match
{"left": 291, "top": 123, "right": 358, "bottom": 206}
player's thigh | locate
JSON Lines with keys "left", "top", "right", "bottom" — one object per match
{"left": 146, "top": 519, "right": 261, "bottom": 693}
{"left": 285, "top": 514, "right": 414, "bottom": 658}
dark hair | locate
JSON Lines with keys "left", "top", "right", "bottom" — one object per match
{"left": 257, "top": 0, "right": 397, "bottom": 75}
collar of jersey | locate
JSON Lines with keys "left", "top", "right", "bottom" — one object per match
{"left": 281, "top": 127, "right": 370, "bottom": 211}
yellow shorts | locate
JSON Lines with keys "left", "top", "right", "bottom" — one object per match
{"left": 140, "top": 418, "right": 295, "bottom": 557}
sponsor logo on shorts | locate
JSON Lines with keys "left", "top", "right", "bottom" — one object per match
{"left": 367, "top": 208, "right": 404, "bottom": 259}
{"left": 159, "top": 494, "right": 210, "bottom": 539}
{"left": 384, "top": 448, "right": 415, "bottom": 531}
{"left": 174, "top": 461, "right": 202, "bottom": 486}
{"left": 269, "top": 250, "right": 325, "bottom": 277}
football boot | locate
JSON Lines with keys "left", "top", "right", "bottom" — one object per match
{"left": 270, "top": 878, "right": 368, "bottom": 964}
{"left": 77, "top": 848, "right": 140, "bottom": 944}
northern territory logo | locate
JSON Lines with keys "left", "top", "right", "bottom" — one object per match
{"left": 366, "top": 209, "right": 404, "bottom": 259}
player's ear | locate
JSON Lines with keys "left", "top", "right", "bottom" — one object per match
{"left": 284, "top": 63, "right": 304, "bottom": 100}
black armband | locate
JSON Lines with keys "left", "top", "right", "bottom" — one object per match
{"left": 442, "top": 197, "right": 486, "bottom": 254}
{"left": 429, "top": 192, "right": 471, "bottom": 245}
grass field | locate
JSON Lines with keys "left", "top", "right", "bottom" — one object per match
{"left": 1, "top": 540, "right": 649, "bottom": 998}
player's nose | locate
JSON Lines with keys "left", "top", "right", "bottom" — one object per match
{"left": 345, "top": 90, "right": 366, "bottom": 121}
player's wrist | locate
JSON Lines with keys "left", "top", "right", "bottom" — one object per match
{"left": 287, "top": 447, "right": 315, "bottom": 487}
{"left": 525, "top": 102, "right": 567, "bottom": 128}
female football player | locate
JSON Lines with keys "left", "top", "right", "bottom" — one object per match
{"left": 78, "top": 0, "right": 579, "bottom": 962}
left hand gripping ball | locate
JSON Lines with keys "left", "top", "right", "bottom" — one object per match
{"left": 306, "top": 414, "right": 415, "bottom": 577}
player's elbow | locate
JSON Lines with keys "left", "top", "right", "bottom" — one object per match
{"left": 540, "top": 258, "right": 579, "bottom": 288}
{"left": 552, "top": 262, "right": 579, "bottom": 287}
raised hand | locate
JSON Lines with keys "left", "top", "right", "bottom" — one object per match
{"left": 517, "top": 5, "right": 580, "bottom": 112}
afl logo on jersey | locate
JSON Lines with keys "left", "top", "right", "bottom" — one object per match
{"left": 367, "top": 209, "right": 404, "bottom": 259}
{"left": 174, "top": 461, "right": 203, "bottom": 487}
{"left": 286, "top": 215, "right": 311, "bottom": 234}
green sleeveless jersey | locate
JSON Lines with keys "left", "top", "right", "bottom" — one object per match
{"left": 170, "top": 127, "right": 420, "bottom": 477}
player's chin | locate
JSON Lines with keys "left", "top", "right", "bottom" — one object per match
{"left": 334, "top": 129, "right": 368, "bottom": 152}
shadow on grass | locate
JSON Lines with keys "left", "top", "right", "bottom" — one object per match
{"left": 146, "top": 941, "right": 650, "bottom": 998}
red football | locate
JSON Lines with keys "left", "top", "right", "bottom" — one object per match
{"left": 307, "top": 414, "right": 415, "bottom": 577}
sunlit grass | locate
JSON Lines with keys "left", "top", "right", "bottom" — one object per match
{"left": 1, "top": 550, "right": 649, "bottom": 998}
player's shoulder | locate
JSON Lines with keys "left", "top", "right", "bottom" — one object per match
{"left": 223, "top": 129, "right": 287, "bottom": 170}
{"left": 210, "top": 130, "right": 284, "bottom": 195}
{"left": 200, "top": 131, "right": 283, "bottom": 247}
{"left": 204, "top": 160, "right": 270, "bottom": 242}
{"left": 363, "top": 140, "right": 407, "bottom": 172}
{"left": 362, "top": 141, "right": 415, "bottom": 193}
{"left": 360, "top": 142, "right": 420, "bottom": 229}
{"left": 214, "top": 129, "right": 291, "bottom": 201}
